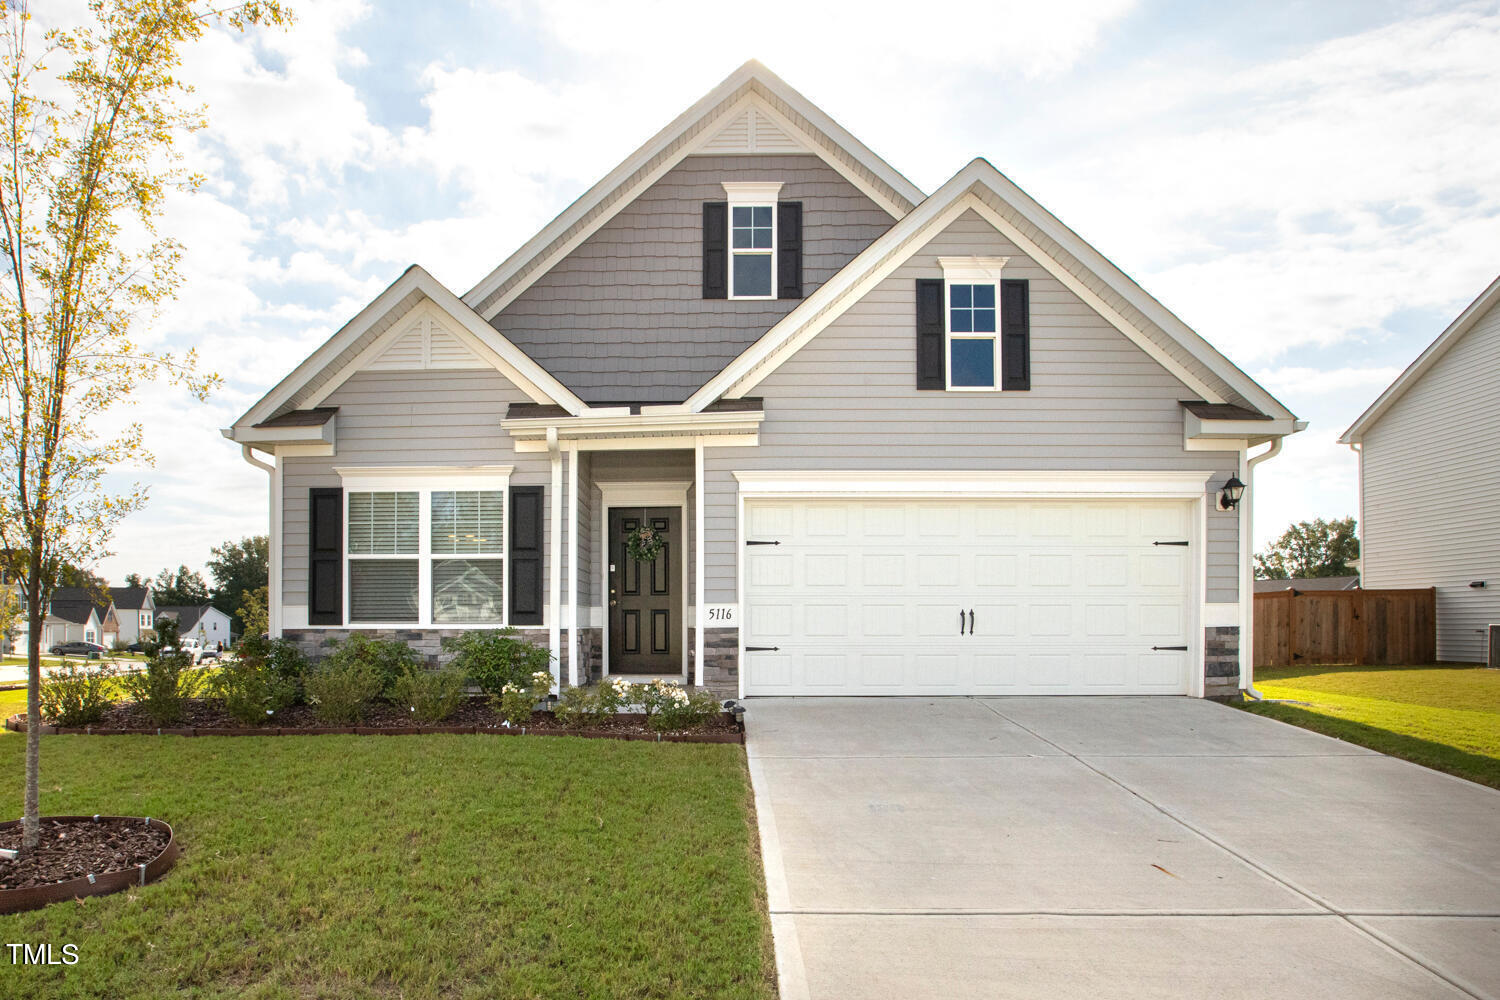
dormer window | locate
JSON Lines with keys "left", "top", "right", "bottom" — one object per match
{"left": 723, "top": 182, "right": 782, "bottom": 299}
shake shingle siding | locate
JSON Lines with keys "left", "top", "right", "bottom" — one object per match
{"left": 700, "top": 210, "right": 1242, "bottom": 603}
{"left": 1360, "top": 295, "right": 1500, "bottom": 662}
{"left": 491, "top": 154, "right": 894, "bottom": 404}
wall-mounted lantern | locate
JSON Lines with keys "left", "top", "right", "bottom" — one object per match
{"left": 1218, "top": 476, "right": 1245, "bottom": 511}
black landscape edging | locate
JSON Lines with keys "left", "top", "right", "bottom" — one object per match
{"left": 5, "top": 712, "right": 745, "bottom": 745}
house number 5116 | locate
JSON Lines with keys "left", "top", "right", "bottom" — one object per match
{"left": 703, "top": 605, "right": 739, "bottom": 626}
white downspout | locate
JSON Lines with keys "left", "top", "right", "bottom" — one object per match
{"left": 1240, "top": 432, "right": 1296, "bottom": 699}
{"left": 239, "top": 445, "right": 280, "bottom": 637}
{"left": 547, "top": 427, "right": 562, "bottom": 691}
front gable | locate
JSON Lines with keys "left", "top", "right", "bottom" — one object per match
{"left": 490, "top": 153, "right": 895, "bottom": 404}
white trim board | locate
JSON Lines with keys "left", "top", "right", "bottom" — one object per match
{"left": 731, "top": 470, "right": 1214, "bottom": 499}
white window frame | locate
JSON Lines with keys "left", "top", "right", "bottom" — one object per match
{"left": 939, "top": 256, "right": 1010, "bottom": 392}
{"left": 336, "top": 466, "right": 513, "bottom": 629}
{"left": 723, "top": 181, "right": 782, "bottom": 300}
{"left": 141, "top": 611, "right": 152, "bottom": 629}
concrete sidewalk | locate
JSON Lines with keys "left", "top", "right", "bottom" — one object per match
{"left": 745, "top": 697, "right": 1500, "bottom": 1000}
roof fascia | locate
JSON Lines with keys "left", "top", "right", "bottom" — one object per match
{"left": 690, "top": 158, "right": 1295, "bottom": 417}
{"left": 233, "top": 267, "right": 587, "bottom": 431}
{"left": 1340, "top": 272, "right": 1500, "bottom": 443}
{"left": 463, "top": 61, "right": 923, "bottom": 323}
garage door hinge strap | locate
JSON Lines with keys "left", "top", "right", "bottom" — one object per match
{"left": 1151, "top": 645, "right": 1188, "bottom": 651}
{"left": 745, "top": 646, "right": 780, "bottom": 652}
{"left": 745, "top": 540, "right": 780, "bottom": 546}
{"left": 1152, "top": 540, "right": 1190, "bottom": 546}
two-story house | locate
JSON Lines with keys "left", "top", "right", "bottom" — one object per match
{"left": 227, "top": 62, "right": 1300, "bottom": 699}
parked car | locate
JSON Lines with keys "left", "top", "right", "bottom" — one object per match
{"left": 49, "top": 641, "right": 108, "bottom": 658}
{"left": 165, "top": 638, "right": 220, "bottom": 665}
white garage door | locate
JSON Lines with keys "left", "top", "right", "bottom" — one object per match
{"left": 741, "top": 498, "right": 1194, "bottom": 696}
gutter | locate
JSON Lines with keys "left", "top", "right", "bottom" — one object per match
{"left": 1240, "top": 426, "right": 1301, "bottom": 699}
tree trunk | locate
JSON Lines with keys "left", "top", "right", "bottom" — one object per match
{"left": 22, "top": 551, "right": 44, "bottom": 852}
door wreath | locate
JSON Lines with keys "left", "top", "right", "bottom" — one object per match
{"left": 625, "top": 521, "right": 665, "bottom": 563}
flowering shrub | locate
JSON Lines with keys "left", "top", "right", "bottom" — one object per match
{"left": 636, "top": 679, "right": 720, "bottom": 732}
{"left": 496, "top": 669, "right": 552, "bottom": 727}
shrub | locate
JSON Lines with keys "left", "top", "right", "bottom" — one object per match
{"left": 496, "top": 669, "right": 553, "bottom": 727}
{"left": 637, "top": 679, "right": 721, "bottom": 733}
{"left": 322, "top": 633, "right": 419, "bottom": 701}
{"left": 443, "top": 628, "right": 552, "bottom": 698}
{"left": 554, "top": 675, "right": 633, "bottom": 729}
{"left": 304, "top": 655, "right": 385, "bottom": 724}
{"left": 235, "top": 633, "right": 310, "bottom": 690}
{"left": 109, "top": 638, "right": 130, "bottom": 653}
{"left": 40, "top": 661, "right": 116, "bottom": 726}
{"left": 208, "top": 656, "right": 298, "bottom": 726}
{"left": 390, "top": 663, "right": 466, "bottom": 723}
{"left": 119, "top": 619, "right": 203, "bottom": 726}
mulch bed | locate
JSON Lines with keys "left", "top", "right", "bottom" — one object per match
{"left": 0, "top": 817, "right": 170, "bottom": 891}
{"left": 6, "top": 697, "right": 744, "bottom": 743}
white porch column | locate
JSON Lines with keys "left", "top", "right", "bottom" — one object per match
{"left": 548, "top": 427, "right": 562, "bottom": 688}
{"left": 567, "top": 442, "right": 579, "bottom": 687}
{"left": 694, "top": 438, "right": 705, "bottom": 687}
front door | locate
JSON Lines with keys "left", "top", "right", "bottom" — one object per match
{"left": 609, "top": 507, "right": 681, "bottom": 674}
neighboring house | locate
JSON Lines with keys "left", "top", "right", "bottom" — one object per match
{"left": 156, "top": 605, "right": 233, "bottom": 647}
{"left": 1341, "top": 273, "right": 1500, "bottom": 663}
{"left": 50, "top": 587, "right": 120, "bottom": 647}
{"left": 226, "top": 62, "right": 1302, "bottom": 699}
{"left": 44, "top": 600, "right": 102, "bottom": 648}
{"left": 110, "top": 587, "right": 157, "bottom": 645}
{"left": 1252, "top": 576, "right": 1360, "bottom": 594}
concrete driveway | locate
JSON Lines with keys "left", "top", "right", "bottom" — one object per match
{"left": 745, "top": 697, "right": 1500, "bottom": 1000}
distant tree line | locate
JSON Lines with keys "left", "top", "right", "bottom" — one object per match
{"left": 122, "top": 534, "right": 268, "bottom": 634}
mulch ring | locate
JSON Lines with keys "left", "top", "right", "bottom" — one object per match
{"left": 6, "top": 698, "right": 745, "bottom": 743}
{"left": 1, "top": 817, "right": 171, "bottom": 891}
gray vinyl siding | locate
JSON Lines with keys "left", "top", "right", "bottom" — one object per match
{"left": 573, "top": 451, "right": 594, "bottom": 622}
{"left": 280, "top": 369, "right": 550, "bottom": 617}
{"left": 491, "top": 154, "right": 893, "bottom": 404}
{"left": 1360, "top": 296, "right": 1500, "bottom": 662}
{"left": 702, "top": 209, "right": 1242, "bottom": 603}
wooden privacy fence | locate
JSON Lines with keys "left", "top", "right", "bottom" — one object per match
{"left": 1254, "top": 587, "right": 1436, "bottom": 667}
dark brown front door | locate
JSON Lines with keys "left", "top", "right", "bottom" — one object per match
{"left": 609, "top": 507, "right": 680, "bottom": 674}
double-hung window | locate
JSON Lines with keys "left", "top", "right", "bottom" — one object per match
{"left": 340, "top": 468, "right": 511, "bottom": 626}
{"left": 723, "top": 181, "right": 782, "bottom": 299}
{"left": 939, "top": 256, "right": 1010, "bottom": 390}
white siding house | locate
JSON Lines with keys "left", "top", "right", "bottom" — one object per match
{"left": 1341, "top": 274, "right": 1500, "bottom": 663}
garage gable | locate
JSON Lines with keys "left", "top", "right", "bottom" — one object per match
{"left": 749, "top": 207, "right": 1206, "bottom": 405}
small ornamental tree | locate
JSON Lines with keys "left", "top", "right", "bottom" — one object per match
{"left": 0, "top": 0, "right": 290, "bottom": 853}
{"left": 1254, "top": 517, "right": 1361, "bottom": 581}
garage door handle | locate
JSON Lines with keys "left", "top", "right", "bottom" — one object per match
{"left": 968, "top": 609, "right": 975, "bottom": 634}
{"left": 959, "top": 609, "right": 966, "bottom": 635}
{"left": 745, "top": 646, "right": 780, "bottom": 652}
{"left": 1151, "top": 645, "right": 1188, "bottom": 651}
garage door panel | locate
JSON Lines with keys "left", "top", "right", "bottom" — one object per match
{"left": 743, "top": 498, "right": 1194, "bottom": 696}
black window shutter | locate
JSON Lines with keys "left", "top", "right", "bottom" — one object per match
{"left": 777, "top": 201, "right": 803, "bottom": 299}
{"left": 509, "top": 486, "right": 544, "bottom": 626}
{"left": 1001, "top": 279, "right": 1031, "bottom": 390}
{"left": 308, "top": 487, "right": 342, "bottom": 626}
{"left": 702, "top": 202, "right": 728, "bottom": 299}
{"left": 915, "top": 278, "right": 946, "bottom": 390}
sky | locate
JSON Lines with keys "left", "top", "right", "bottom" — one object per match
{"left": 40, "top": 0, "right": 1500, "bottom": 584}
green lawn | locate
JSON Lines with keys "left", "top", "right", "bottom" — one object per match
{"left": 1236, "top": 663, "right": 1500, "bottom": 789}
{"left": 0, "top": 719, "right": 775, "bottom": 998}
